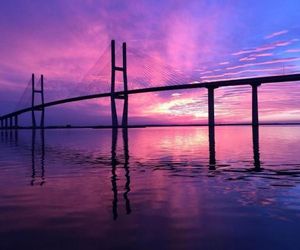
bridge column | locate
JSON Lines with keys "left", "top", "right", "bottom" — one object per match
{"left": 122, "top": 42, "right": 128, "bottom": 128}
{"left": 206, "top": 86, "right": 217, "bottom": 170}
{"left": 110, "top": 40, "right": 118, "bottom": 128}
{"left": 110, "top": 40, "right": 129, "bottom": 128}
{"left": 1, "top": 119, "right": 3, "bottom": 130}
{"left": 31, "top": 74, "right": 45, "bottom": 129}
{"left": 14, "top": 116, "right": 18, "bottom": 129}
{"left": 207, "top": 86, "right": 217, "bottom": 127}
{"left": 31, "top": 73, "right": 36, "bottom": 129}
{"left": 40, "top": 75, "right": 45, "bottom": 128}
{"left": 5, "top": 118, "right": 8, "bottom": 129}
{"left": 251, "top": 83, "right": 260, "bottom": 126}
{"left": 9, "top": 117, "right": 13, "bottom": 129}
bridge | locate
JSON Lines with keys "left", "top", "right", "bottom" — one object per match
{"left": 1, "top": 40, "right": 300, "bottom": 129}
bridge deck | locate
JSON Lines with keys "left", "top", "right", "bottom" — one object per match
{"left": 1, "top": 73, "right": 300, "bottom": 119}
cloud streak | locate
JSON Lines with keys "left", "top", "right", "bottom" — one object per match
{"left": 265, "top": 30, "right": 288, "bottom": 39}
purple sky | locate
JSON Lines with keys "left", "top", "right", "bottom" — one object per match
{"left": 0, "top": 0, "right": 300, "bottom": 125}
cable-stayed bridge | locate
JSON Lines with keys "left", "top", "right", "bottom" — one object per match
{"left": 1, "top": 40, "right": 300, "bottom": 129}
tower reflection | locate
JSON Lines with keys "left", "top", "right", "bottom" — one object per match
{"left": 1, "top": 128, "right": 18, "bottom": 145}
{"left": 0, "top": 129, "right": 46, "bottom": 185}
{"left": 111, "top": 128, "right": 132, "bottom": 220}
{"left": 122, "top": 128, "right": 131, "bottom": 215}
{"left": 31, "top": 129, "right": 46, "bottom": 186}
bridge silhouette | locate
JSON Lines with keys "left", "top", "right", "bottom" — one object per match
{"left": 1, "top": 40, "right": 300, "bottom": 129}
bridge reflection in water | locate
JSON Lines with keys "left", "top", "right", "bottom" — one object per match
{"left": 30, "top": 129, "right": 45, "bottom": 186}
{"left": 0, "top": 124, "right": 264, "bottom": 220}
{"left": 111, "top": 128, "right": 132, "bottom": 220}
{"left": 208, "top": 125, "right": 260, "bottom": 171}
{"left": 0, "top": 127, "right": 133, "bottom": 220}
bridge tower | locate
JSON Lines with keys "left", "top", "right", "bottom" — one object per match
{"left": 110, "top": 40, "right": 128, "bottom": 128}
{"left": 31, "top": 74, "right": 45, "bottom": 129}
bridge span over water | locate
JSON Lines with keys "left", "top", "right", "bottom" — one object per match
{"left": 1, "top": 40, "right": 300, "bottom": 129}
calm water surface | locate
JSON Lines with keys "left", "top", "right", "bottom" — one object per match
{"left": 0, "top": 126, "right": 300, "bottom": 250}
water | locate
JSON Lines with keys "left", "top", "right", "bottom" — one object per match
{"left": 0, "top": 126, "right": 300, "bottom": 250}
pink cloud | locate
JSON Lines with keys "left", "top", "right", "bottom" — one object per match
{"left": 219, "top": 61, "right": 230, "bottom": 65}
{"left": 226, "top": 57, "right": 300, "bottom": 71}
{"left": 254, "top": 53, "right": 273, "bottom": 57}
{"left": 201, "top": 66, "right": 296, "bottom": 80}
{"left": 239, "top": 57, "right": 256, "bottom": 62}
{"left": 285, "top": 49, "right": 300, "bottom": 53}
{"left": 231, "top": 38, "right": 297, "bottom": 58}
{"left": 264, "top": 30, "right": 288, "bottom": 39}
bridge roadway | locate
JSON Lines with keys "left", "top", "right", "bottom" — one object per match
{"left": 1, "top": 73, "right": 300, "bottom": 119}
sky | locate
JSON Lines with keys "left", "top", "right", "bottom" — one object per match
{"left": 0, "top": 0, "right": 300, "bottom": 126}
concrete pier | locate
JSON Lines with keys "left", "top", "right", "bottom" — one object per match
{"left": 207, "top": 86, "right": 217, "bottom": 127}
{"left": 14, "top": 116, "right": 18, "bottom": 128}
{"left": 251, "top": 84, "right": 260, "bottom": 126}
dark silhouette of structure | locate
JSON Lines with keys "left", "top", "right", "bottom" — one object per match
{"left": 111, "top": 127, "right": 132, "bottom": 220}
{"left": 111, "top": 40, "right": 129, "bottom": 128}
{"left": 252, "top": 125, "right": 261, "bottom": 170}
{"left": 31, "top": 74, "right": 45, "bottom": 129}
{"left": 208, "top": 126, "right": 216, "bottom": 170}
{"left": 207, "top": 86, "right": 216, "bottom": 127}
{"left": 0, "top": 127, "right": 132, "bottom": 220}
{"left": 1, "top": 40, "right": 300, "bottom": 129}
{"left": 251, "top": 84, "right": 260, "bottom": 126}
{"left": 207, "top": 124, "right": 261, "bottom": 171}
{"left": 31, "top": 129, "right": 45, "bottom": 186}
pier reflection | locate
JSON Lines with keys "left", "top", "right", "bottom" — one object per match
{"left": 208, "top": 126, "right": 216, "bottom": 170}
{"left": 111, "top": 128, "right": 132, "bottom": 220}
{"left": 0, "top": 129, "right": 46, "bottom": 185}
{"left": 208, "top": 125, "right": 261, "bottom": 170}
{"left": 0, "top": 128, "right": 133, "bottom": 221}
{"left": 1, "top": 128, "right": 18, "bottom": 145}
{"left": 252, "top": 125, "right": 261, "bottom": 171}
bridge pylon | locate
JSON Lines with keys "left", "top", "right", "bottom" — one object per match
{"left": 110, "top": 40, "right": 128, "bottom": 128}
{"left": 31, "top": 74, "right": 45, "bottom": 129}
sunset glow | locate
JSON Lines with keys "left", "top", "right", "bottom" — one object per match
{"left": 0, "top": 1, "right": 300, "bottom": 125}
{"left": 1, "top": 2, "right": 300, "bottom": 249}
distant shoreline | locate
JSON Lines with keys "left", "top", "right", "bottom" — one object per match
{"left": 4, "top": 122, "right": 300, "bottom": 129}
